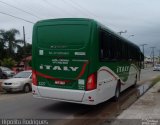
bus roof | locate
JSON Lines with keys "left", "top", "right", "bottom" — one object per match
{"left": 34, "top": 18, "right": 140, "bottom": 51}
{"left": 35, "top": 18, "right": 94, "bottom": 26}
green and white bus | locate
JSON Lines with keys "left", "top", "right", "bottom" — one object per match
{"left": 32, "top": 18, "right": 143, "bottom": 105}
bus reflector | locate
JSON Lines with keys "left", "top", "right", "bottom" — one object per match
{"left": 32, "top": 70, "right": 37, "bottom": 86}
{"left": 86, "top": 73, "right": 97, "bottom": 91}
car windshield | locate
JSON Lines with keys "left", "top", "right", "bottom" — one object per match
{"left": 0, "top": 67, "right": 11, "bottom": 71}
{"left": 155, "top": 64, "right": 160, "bottom": 67}
{"left": 13, "top": 72, "right": 31, "bottom": 78}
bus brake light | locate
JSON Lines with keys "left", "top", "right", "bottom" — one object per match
{"left": 86, "top": 73, "right": 97, "bottom": 91}
{"left": 32, "top": 70, "right": 37, "bottom": 86}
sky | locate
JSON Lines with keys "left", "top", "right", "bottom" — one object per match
{"left": 0, "top": 0, "right": 160, "bottom": 56}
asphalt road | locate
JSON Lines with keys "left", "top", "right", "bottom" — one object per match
{"left": 0, "top": 68, "right": 159, "bottom": 122}
{"left": 140, "top": 67, "right": 160, "bottom": 81}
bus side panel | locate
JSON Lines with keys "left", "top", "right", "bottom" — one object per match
{"left": 84, "top": 24, "right": 117, "bottom": 104}
{"left": 97, "top": 67, "right": 117, "bottom": 102}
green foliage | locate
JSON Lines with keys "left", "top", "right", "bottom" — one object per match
{"left": 0, "top": 29, "right": 24, "bottom": 56}
{"left": 0, "top": 28, "right": 32, "bottom": 64}
{"left": 15, "top": 43, "right": 32, "bottom": 62}
{"left": 1, "top": 58, "right": 16, "bottom": 68}
{"left": 25, "top": 43, "right": 32, "bottom": 54}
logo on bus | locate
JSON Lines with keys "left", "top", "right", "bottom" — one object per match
{"left": 117, "top": 66, "right": 129, "bottom": 73}
{"left": 39, "top": 65, "right": 79, "bottom": 72}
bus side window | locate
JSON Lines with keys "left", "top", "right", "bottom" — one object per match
{"left": 99, "top": 29, "right": 105, "bottom": 59}
{"left": 109, "top": 36, "right": 114, "bottom": 59}
{"left": 100, "top": 49, "right": 104, "bottom": 59}
{"left": 99, "top": 28, "right": 110, "bottom": 60}
{"left": 106, "top": 34, "right": 111, "bottom": 59}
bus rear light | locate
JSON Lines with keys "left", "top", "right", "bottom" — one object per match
{"left": 32, "top": 70, "right": 37, "bottom": 86}
{"left": 86, "top": 73, "right": 97, "bottom": 91}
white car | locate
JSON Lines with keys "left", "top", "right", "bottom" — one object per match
{"left": 1, "top": 70, "right": 32, "bottom": 93}
{"left": 153, "top": 64, "right": 160, "bottom": 71}
{"left": 0, "top": 66, "right": 15, "bottom": 79}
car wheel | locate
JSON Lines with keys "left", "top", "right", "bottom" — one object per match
{"left": 23, "top": 84, "right": 30, "bottom": 93}
{"left": 5, "top": 90, "right": 11, "bottom": 93}
{"left": 2, "top": 74, "right": 7, "bottom": 79}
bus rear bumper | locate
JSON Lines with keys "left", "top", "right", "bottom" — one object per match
{"left": 32, "top": 85, "right": 98, "bottom": 105}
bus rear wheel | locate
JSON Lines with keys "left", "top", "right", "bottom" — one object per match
{"left": 114, "top": 81, "right": 121, "bottom": 101}
{"left": 133, "top": 75, "right": 137, "bottom": 87}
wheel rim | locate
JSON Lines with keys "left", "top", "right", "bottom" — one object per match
{"left": 25, "top": 86, "right": 30, "bottom": 92}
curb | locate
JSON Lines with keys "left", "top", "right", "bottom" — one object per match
{"left": 117, "top": 81, "right": 160, "bottom": 119}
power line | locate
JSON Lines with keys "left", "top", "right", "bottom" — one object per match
{"left": 41, "top": 0, "right": 58, "bottom": 18}
{"left": 42, "top": 0, "right": 75, "bottom": 17}
{"left": 61, "top": 0, "right": 89, "bottom": 17}
{"left": 0, "top": 11, "right": 34, "bottom": 24}
{"left": 69, "top": 0, "right": 97, "bottom": 18}
{"left": 118, "top": 30, "right": 127, "bottom": 35}
{"left": 0, "top": 0, "right": 41, "bottom": 19}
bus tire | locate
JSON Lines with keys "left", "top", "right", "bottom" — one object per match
{"left": 114, "top": 81, "right": 121, "bottom": 101}
{"left": 133, "top": 75, "right": 137, "bottom": 87}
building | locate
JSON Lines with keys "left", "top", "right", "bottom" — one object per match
{"left": 13, "top": 56, "right": 32, "bottom": 73}
{"left": 144, "top": 56, "right": 159, "bottom": 64}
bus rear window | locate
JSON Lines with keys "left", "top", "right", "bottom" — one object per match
{"left": 37, "top": 24, "right": 90, "bottom": 49}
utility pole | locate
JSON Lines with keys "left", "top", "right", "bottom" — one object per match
{"left": 150, "top": 47, "right": 156, "bottom": 67}
{"left": 23, "top": 26, "right": 26, "bottom": 48}
{"left": 118, "top": 30, "right": 127, "bottom": 35}
{"left": 23, "top": 26, "right": 26, "bottom": 70}
{"left": 159, "top": 50, "right": 160, "bottom": 63}
{"left": 128, "top": 35, "right": 134, "bottom": 38}
{"left": 140, "top": 44, "right": 147, "bottom": 69}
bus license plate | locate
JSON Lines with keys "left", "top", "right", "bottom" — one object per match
{"left": 55, "top": 81, "right": 65, "bottom": 85}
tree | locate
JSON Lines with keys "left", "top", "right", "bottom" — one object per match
{"left": 1, "top": 58, "right": 16, "bottom": 68}
{"left": 0, "top": 28, "right": 32, "bottom": 67}
{"left": 15, "top": 45, "right": 24, "bottom": 62}
{"left": 0, "top": 38, "right": 4, "bottom": 60}
{"left": 0, "top": 29, "right": 24, "bottom": 57}
{"left": 25, "top": 43, "right": 32, "bottom": 54}
{"left": 15, "top": 43, "right": 32, "bottom": 62}
{"left": 0, "top": 31, "right": 7, "bottom": 60}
